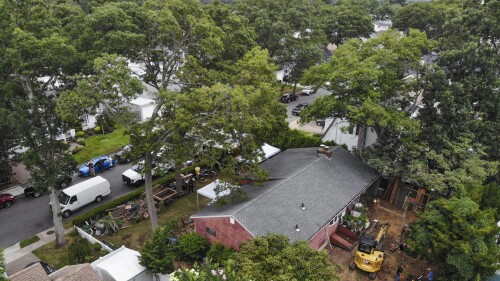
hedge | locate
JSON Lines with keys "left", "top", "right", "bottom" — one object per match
{"left": 268, "top": 128, "right": 336, "bottom": 149}
{"left": 72, "top": 187, "right": 145, "bottom": 226}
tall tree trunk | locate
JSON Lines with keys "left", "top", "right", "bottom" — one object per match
{"left": 49, "top": 189, "right": 65, "bottom": 247}
{"left": 175, "top": 164, "right": 182, "bottom": 191}
{"left": 293, "top": 81, "right": 297, "bottom": 94}
{"left": 144, "top": 153, "right": 158, "bottom": 229}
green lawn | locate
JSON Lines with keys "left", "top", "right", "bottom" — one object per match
{"left": 74, "top": 127, "right": 129, "bottom": 163}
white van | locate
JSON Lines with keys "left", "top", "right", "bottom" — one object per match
{"left": 54, "top": 176, "right": 111, "bottom": 218}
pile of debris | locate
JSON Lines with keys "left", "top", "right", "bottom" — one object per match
{"left": 86, "top": 199, "right": 149, "bottom": 236}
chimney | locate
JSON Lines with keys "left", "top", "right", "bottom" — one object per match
{"left": 316, "top": 144, "right": 333, "bottom": 158}
{"left": 301, "top": 203, "right": 306, "bottom": 210}
{"left": 295, "top": 224, "right": 300, "bottom": 232}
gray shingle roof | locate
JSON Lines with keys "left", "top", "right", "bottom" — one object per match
{"left": 193, "top": 147, "right": 379, "bottom": 242}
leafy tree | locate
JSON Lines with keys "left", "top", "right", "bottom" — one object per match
{"left": 302, "top": 29, "right": 431, "bottom": 147}
{"left": 207, "top": 243, "right": 234, "bottom": 266}
{"left": 230, "top": 234, "right": 340, "bottom": 281}
{"left": 67, "top": 237, "right": 92, "bottom": 264}
{"left": 139, "top": 223, "right": 177, "bottom": 274}
{"left": 319, "top": 1, "right": 374, "bottom": 45}
{"left": 177, "top": 232, "right": 210, "bottom": 263}
{"left": 406, "top": 197, "right": 500, "bottom": 280}
{"left": 0, "top": 248, "right": 6, "bottom": 281}
{"left": 392, "top": 1, "right": 456, "bottom": 39}
{"left": 1, "top": 0, "right": 84, "bottom": 247}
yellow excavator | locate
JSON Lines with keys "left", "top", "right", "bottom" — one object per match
{"left": 349, "top": 222, "right": 391, "bottom": 279}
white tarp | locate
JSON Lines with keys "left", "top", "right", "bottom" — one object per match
{"left": 197, "top": 179, "right": 231, "bottom": 200}
{"left": 260, "top": 143, "right": 281, "bottom": 162}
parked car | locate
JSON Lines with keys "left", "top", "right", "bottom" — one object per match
{"left": 0, "top": 193, "right": 15, "bottom": 208}
{"left": 292, "top": 103, "right": 309, "bottom": 116}
{"left": 122, "top": 160, "right": 174, "bottom": 186}
{"left": 316, "top": 119, "right": 325, "bottom": 126}
{"left": 24, "top": 185, "right": 41, "bottom": 198}
{"left": 301, "top": 86, "right": 315, "bottom": 95}
{"left": 78, "top": 155, "right": 115, "bottom": 177}
{"left": 280, "top": 93, "right": 298, "bottom": 103}
{"left": 115, "top": 144, "right": 133, "bottom": 164}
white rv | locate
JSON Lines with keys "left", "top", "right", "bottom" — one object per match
{"left": 53, "top": 176, "right": 111, "bottom": 218}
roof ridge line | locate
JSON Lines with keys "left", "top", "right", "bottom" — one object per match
{"left": 233, "top": 147, "right": 339, "bottom": 217}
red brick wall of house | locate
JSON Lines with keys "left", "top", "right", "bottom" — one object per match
{"left": 309, "top": 220, "right": 339, "bottom": 250}
{"left": 193, "top": 217, "right": 254, "bottom": 251}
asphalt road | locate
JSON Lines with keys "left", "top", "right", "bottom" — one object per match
{"left": 0, "top": 163, "right": 136, "bottom": 248}
{"left": 284, "top": 87, "right": 331, "bottom": 123}
{"left": 0, "top": 88, "right": 331, "bottom": 249}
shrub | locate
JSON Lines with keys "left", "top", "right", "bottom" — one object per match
{"left": 67, "top": 237, "right": 92, "bottom": 264}
{"left": 76, "top": 138, "right": 86, "bottom": 146}
{"left": 139, "top": 223, "right": 177, "bottom": 274}
{"left": 72, "top": 145, "right": 84, "bottom": 155}
{"left": 76, "top": 131, "right": 85, "bottom": 138}
{"left": 269, "top": 128, "right": 336, "bottom": 149}
{"left": 94, "top": 126, "right": 101, "bottom": 133}
{"left": 20, "top": 235, "right": 40, "bottom": 248}
{"left": 177, "top": 232, "right": 210, "bottom": 263}
{"left": 97, "top": 114, "right": 116, "bottom": 133}
{"left": 68, "top": 228, "right": 79, "bottom": 237}
{"left": 92, "top": 242, "right": 102, "bottom": 252}
{"left": 207, "top": 242, "right": 234, "bottom": 266}
{"left": 72, "top": 188, "right": 144, "bottom": 226}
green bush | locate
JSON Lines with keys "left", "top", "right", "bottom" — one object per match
{"left": 94, "top": 126, "right": 101, "bottom": 133}
{"left": 67, "top": 237, "right": 92, "bottom": 264}
{"left": 268, "top": 128, "right": 336, "bottom": 149}
{"left": 72, "top": 145, "right": 84, "bottom": 155}
{"left": 139, "top": 223, "right": 177, "bottom": 274}
{"left": 69, "top": 228, "right": 79, "bottom": 237}
{"left": 76, "top": 138, "right": 86, "bottom": 146}
{"left": 177, "top": 232, "right": 210, "bottom": 263}
{"left": 76, "top": 131, "right": 85, "bottom": 138}
{"left": 207, "top": 242, "right": 234, "bottom": 266}
{"left": 72, "top": 188, "right": 144, "bottom": 226}
{"left": 20, "top": 235, "right": 40, "bottom": 248}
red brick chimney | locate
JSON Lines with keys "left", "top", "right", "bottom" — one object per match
{"left": 316, "top": 144, "right": 333, "bottom": 158}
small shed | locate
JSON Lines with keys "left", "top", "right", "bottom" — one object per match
{"left": 91, "top": 246, "right": 164, "bottom": 281}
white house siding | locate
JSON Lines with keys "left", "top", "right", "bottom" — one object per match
{"left": 321, "top": 118, "right": 377, "bottom": 150}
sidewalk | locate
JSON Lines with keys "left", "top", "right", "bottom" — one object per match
{"left": 4, "top": 227, "right": 73, "bottom": 276}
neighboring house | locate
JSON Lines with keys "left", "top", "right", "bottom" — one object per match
{"left": 192, "top": 146, "right": 380, "bottom": 251}
{"left": 80, "top": 106, "right": 103, "bottom": 131}
{"left": 91, "top": 246, "right": 168, "bottom": 281}
{"left": 9, "top": 262, "right": 100, "bottom": 281}
{"left": 321, "top": 118, "right": 378, "bottom": 151}
{"left": 126, "top": 97, "right": 156, "bottom": 122}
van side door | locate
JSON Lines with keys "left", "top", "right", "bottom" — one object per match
{"left": 69, "top": 195, "right": 79, "bottom": 210}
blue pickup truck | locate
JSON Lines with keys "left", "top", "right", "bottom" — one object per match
{"left": 78, "top": 155, "right": 116, "bottom": 176}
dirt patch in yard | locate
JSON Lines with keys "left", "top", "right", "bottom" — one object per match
{"left": 329, "top": 200, "right": 434, "bottom": 280}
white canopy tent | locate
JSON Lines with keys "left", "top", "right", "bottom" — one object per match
{"left": 196, "top": 179, "right": 232, "bottom": 211}
{"left": 260, "top": 143, "right": 281, "bottom": 162}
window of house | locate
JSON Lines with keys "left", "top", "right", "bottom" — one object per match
{"left": 329, "top": 215, "right": 339, "bottom": 226}
{"left": 348, "top": 126, "right": 354, "bottom": 134}
{"left": 206, "top": 227, "right": 216, "bottom": 237}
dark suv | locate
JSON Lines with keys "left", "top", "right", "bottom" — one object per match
{"left": 292, "top": 103, "right": 309, "bottom": 116}
{"left": 280, "top": 93, "right": 298, "bottom": 103}
{"left": 115, "top": 144, "right": 133, "bottom": 164}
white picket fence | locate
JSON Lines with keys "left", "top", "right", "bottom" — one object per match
{"left": 75, "top": 226, "right": 113, "bottom": 253}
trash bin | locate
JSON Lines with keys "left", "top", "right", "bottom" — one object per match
{"left": 195, "top": 167, "right": 200, "bottom": 179}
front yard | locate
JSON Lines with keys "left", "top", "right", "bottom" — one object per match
{"left": 34, "top": 184, "right": 211, "bottom": 269}
{"left": 73, "top": 127, "right": 129, "bottom": 163}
